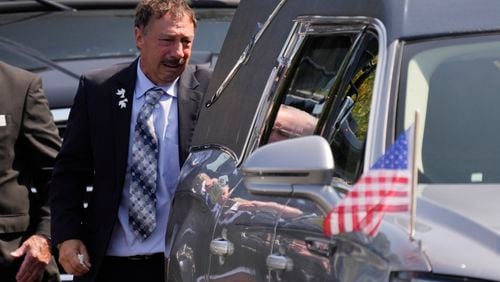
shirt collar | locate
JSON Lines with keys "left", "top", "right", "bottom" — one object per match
{"left": 135, "top": 58, "right": 179, "bottom": 100}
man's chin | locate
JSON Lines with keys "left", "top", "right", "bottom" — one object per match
{"left": 157, "top": 63, "right": 186, "bottom": 81}
{"left": 158, "top": 72, "right": 183, "bottom": 85}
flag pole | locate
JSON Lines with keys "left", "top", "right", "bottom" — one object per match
{"left": 409, "top": 110, "right": 420, "bottom": 241}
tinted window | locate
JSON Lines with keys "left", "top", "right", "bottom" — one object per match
{"left": 399, "top": 34, "right": 500, "bottom": 184}
{"left": 0, "top": 43, "right": 46, "bottom": 70}
{"left": 325, "top": 32, "right": 378, "bottom": 183}
{"left": 193, "top": 10, "right": 234, "bottom": 54}
{"left": 0, "top": 9, "right": 233, "bottom": 69}
{"left": 262, "top": 28, "right": 378, "bottom": 185}
{"left": 265, "top": 34, "right": 357, "bottom": 144}
{"left": 0, "top": 11, "right": 137, "bottom": 62}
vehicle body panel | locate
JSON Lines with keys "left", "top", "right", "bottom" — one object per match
{"left": 192, "top": 0, "right": 500, "bottom": 160}
{"left": 167, "top": 0, "right": 500, "bottom": 281}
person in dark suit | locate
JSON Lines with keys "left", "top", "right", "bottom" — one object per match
{"left": 0, "top": 61, "right": 61, "bottom": 281}
{"left": 49, "top": 0, "right": 211, "bottom": 281}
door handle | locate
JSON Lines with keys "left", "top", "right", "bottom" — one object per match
{"left": 209, "top": 238, "right": 234, "bottom": 256}
{"left": 305, "top": 237, "right": 336, "bottom": 257}
{"left": 266, "top": 254, "right": 293, "bottom": 271}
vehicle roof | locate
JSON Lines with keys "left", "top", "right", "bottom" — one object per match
{"left": 192, "top": 0, "right": 500, "bottom": 158}
{"left": 0, "top": 0, "right": 239, "bottom": 12}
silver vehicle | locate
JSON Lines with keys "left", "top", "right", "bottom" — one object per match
{"left": 166, "top": 0, "right": 500, "bottom": 281}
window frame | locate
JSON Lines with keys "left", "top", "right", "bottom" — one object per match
{"left": 245, "top": 17, "right": 371, "bottom": 157}
{"left": 245, "top": 16, "right": 386, "bottom": 184}
{"left": 322, "top": 29, "right": 380, "bottom": 183}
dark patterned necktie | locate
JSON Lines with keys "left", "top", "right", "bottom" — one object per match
{"left": 129, "top": 87, "right": 164, "bottom": 239}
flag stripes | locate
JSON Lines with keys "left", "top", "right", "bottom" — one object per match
{"left": 324, "top": 126, "right": 414, "bottom": 237}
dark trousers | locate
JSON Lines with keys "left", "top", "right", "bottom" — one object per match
{"left": 95, "top": 253, "right": 165, "bottom": 282}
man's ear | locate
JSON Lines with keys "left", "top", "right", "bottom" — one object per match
{"left": 134, "top": 26, "right": 144, "bottom": 50}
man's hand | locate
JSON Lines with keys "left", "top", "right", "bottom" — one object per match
{"left": 58, "top": 239, "right": 91, "bottom": 276}
{"left": 10, "top": 234, "right": 51, "bottom": 282}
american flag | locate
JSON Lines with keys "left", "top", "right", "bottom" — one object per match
{"left": 323, "top": 126, "right": 414, "bottom": 237}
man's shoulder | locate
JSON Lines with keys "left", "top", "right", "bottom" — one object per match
{"left": 186, "top": 64, "right": 212, "bottom": 85}
{"left": 189, "top": 64, "right": 212, "bottom": 77}
{"left": 84, "top": 60, "right": 137, "bottom": 84}
{"left": 0, "top": 61, "right": 38, "bottom": 83}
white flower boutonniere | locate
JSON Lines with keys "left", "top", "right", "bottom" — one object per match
{"left": 115, "top": 88, "right": 128, "bottom": 109}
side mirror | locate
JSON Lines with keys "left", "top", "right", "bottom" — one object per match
{"left": 242, "top": 136, "right": 341, "bottom": 213}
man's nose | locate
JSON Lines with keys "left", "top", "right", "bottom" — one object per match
{"left": 171, "top": 41, "right": 184, "bottom": 59}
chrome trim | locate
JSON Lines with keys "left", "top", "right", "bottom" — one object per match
{"left": 51, "top": 108, "right": 70, "bottom": 123}
{"left": 210, "top": 239, "right": 235, "bottom": 256}
{"left": 190, "top": 143, "right": 238, "bottom": 161}
{"left": 243, "top": 16, "right": 383, "bottom": 163}
{"left": 35, "top": 0, "right": 76, "bottom": 11}
{"left": 363, "top": 18, "right": 390, "bottom": 171}
{"left": 206, "top": 0, "right": 288, "bottom": 107}
{"left": 296, "top": 15, "right": 378, "bottom": 25}
{"left": 243, "top": 21, "right": 304, "bottom": 161}
{"left": 266, "top": 254, "right": 293, "bottom": 271}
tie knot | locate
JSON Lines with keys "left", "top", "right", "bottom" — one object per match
{"left": 144, "top": 87, "right": 164, "bottom": 105}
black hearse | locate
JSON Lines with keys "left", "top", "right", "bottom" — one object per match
{"left": 166, "top": 0, "right": 500, "bottom": 281}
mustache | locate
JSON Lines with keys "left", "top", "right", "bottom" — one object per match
{"left": 161, "top": 57, "right": 186, "bottom": 67}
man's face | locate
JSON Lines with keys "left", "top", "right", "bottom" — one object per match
{"left": 135, "top": 12, "right": 195, "bottom": 85}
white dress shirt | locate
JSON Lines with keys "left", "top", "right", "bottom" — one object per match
{"left": 106, "top": 61, "right": 181, "bottom": 256}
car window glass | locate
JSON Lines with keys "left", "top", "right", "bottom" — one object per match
{"left": 0, "top": 11, "right": 138, "bottom": 61}
{"left": 265, "top": 34, "right": 357, "bottom": 144}
{"left": 0, "top": 9, "right": 232, "bottom": 66}
{"left": 225, "top": 31, "right": 359, "bottom": 242}
{"left": 325, "top": 32, "right": 378, "bottom": 184}
{"left": 192, "top": 11, "right": 233, "bottom": 54}
{"left": 259, "top": 28, "right": 379, "bottom": 185}
{"left": 0, "top": 44, "right": 46, "bottom": 70}
{"left": 399, "top": 35, "right": 500, "bottom": 184}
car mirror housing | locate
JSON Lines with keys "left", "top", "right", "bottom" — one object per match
{"left": 242, "top": 136, "right": 341, "bottom": 213}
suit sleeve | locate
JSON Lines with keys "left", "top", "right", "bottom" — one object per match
{"left": 22, "top": 75, "right": 61, "bottom": 239}
{"left": 49, "top": 75, "right": 94, "bottom": 247}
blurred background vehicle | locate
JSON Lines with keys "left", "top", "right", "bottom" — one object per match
{"left": 0, "top": 0, "right": 238, "bottom": 138}
{"left": 0, "top": 1, "right": 237, "bottom": 280}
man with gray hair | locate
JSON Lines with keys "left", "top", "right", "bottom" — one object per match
{"left": 50, "top": 0, "right": 211, "bottom": 281}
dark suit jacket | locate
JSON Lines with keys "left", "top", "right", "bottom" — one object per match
{"left": 0, "top": 61, "right": 61, "bottom": 276}
{"left": 50, "top": 59, "right": 211, "bottom": 281}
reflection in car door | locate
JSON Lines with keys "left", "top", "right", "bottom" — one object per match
{"left": 207, "top": 163, "right": 293, "bottom": 281}
{"left": 270, "top": 28, "right": 380, "bottom": 281}
{"left": 166, "top": 149, "right": 237, "bottom": 281}
{"left": 228, "top": 18, "right": 373, "bottom": 281}
{"left": 205, "top": 18, "right": 360, "bottom": 282}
